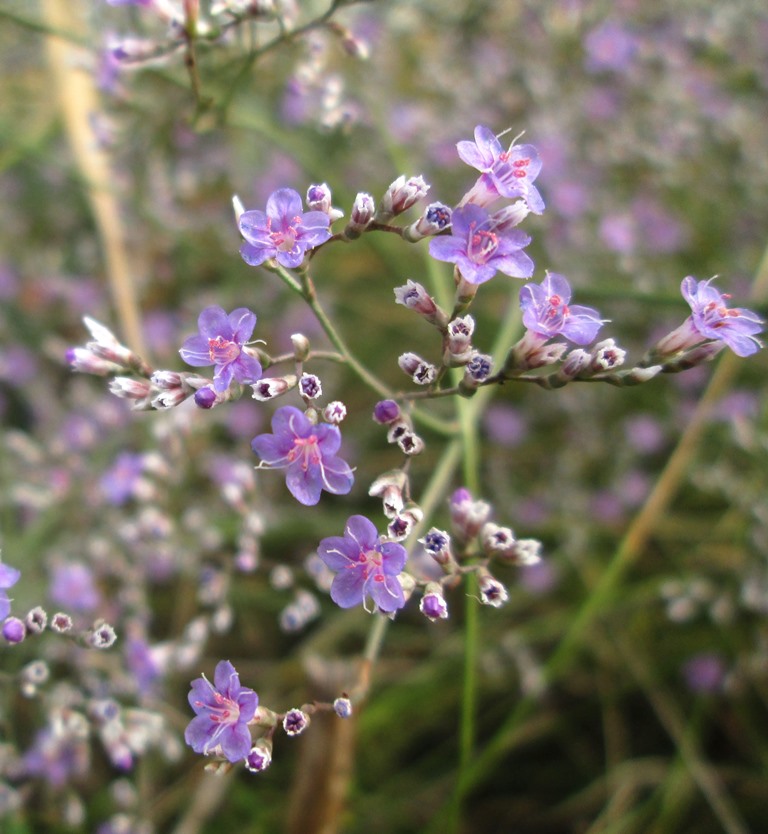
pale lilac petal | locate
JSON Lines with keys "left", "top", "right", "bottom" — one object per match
{"left": 184, "top": 714, "right": 215, "bottom": 753}
{"left": 251, "top": 434, "right": 290, "bottom": 464}
{"left": 319, "top": 455, "right": 354, "bottom": 495}
{"left": 318, "top": 536, "right": 357, "bottom": 570}
{"left": 212, "top": 363, "right": 234, "bottom": 393}
{"left": 330, "top": 569, "right": 365, "bottom": 608}
{"left": 493, "top": 250, "right": 535, "bottom": 279}
{"left": 367, "top": 575, "right": 405, "bottom": 612}
{"left": 180, "top": 335, "right": 213, "bottom": 366}
{"left": 266, "top": 188, "right": 303, "bottom": 221}
{"left": 275, "top": 246, "right": 305, "bottom": 269}
{"left": 198, "top": 306, "right": 232, "bottom": 340}
{"left": 345, "top": 515, "right": 378, "bottom": 549}
{"left": 286, "top": 465, "right": 322, "bottom": 505}
{"left": 219, "top": 722, "right": 252, "bottom": 763}
{"left": 228, "top": 308, "right": 256, "bottom": 343}
{"left": 315, "top": 423, "right": 341, "bottom": 455}
{"left": 231, "top": 354, "right": 262, "bottom": 385}
{"left": 274, "top": 405, "right": 308, "bottom": 437}
{"left": 429, "top": 236, "right": 467, "bottom": 263}
{"left": 240, "top": 241, "right": 274, "bottom": 266}
{"left": 0, "top": 564, "right": 21, "bottom": 589}
{"left": 379, "top": 541, "right": 407, "bottom": 574}
{"left": 239, "top": 210, "right": 269, "bottom": 241}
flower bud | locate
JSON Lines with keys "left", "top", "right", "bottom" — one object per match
{"left": 403, "top": 202, "right": 452, "bottom": 241}
{"left": 299, "top": 373, "right": 322, "bottom": 400}
{"left": 449, "top": 488, "right": 491, "bottom": 541}
{"left": 344, "top": 192, "right": 375, "bottom": 238}
{"left": 306, "top": 183, "right": 344, "bottom": 222}
{"left": 420, "top": 583, "right": 449, "bottom": 621}
{"left": 477, "top": 570, "right": 509, "bottom": 608}
{"left": 590, "top": 339, "right": 626, "bottom": 372}
{"left": 396, "top": 430, "right": 425, "bottom": 456}
{"left": 245, "top": 739, "right": 273, "bottom": 773}
{"left": 323, "top": 401, "right": 347, "bottom": 424}
{"left": 377, "top": 175, "right": 429, "bottom": 221}
{"left": 394, "top": 280, "right": 446, "bottom": 327}
{"left": 333, "top": 697, "right": 353, "bottom": 718}
{"left": 194, "top": 386, "right": 218, "bottom": 409}
{"left": 291, "top": 333, "right": 311, "bottom": 361}
{"left": 480, "top": 522, "right": 516, "bottom": 558}
{"left": 419, "top": 528, "right": 453, "bottom": 566}
{"left": 283, "top": 708, "right": 310, "bottom": 736}
{"left": 446, "top": 316, "right": 475, "bottom": 359}
{"left": 251, "top": 375, "right": 297, "bottom": 401}
{"left": 489, "top": 201, "right": 530, "bottom": 232}
{"left": 2, "top": 617, "right": 25, "bottom": 644}
{"left": 373, "top": 399, "right": 401, "bottom": 424}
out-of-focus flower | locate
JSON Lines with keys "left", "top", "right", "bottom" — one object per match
{"left": 179, "top": 306, "right": 262, "bottom": 393}
{"left": 317, "top": 515, "right": 407, "bottom": 612}
{"left": 49, "top": 563, "right": 101, "bottom": 613}
{"left": 251, "top": 406, "right": 354, "bottom": 505}
{"left": 100, "top": 452, "right": 145, "bottom": 505}
{"left": 184, "top": 660, "right": 258, "bottom": 763}
{"left": 429, "top": 203, "right": 533, "bottom": 285}
{"left": 0, "top": 561, "right": 21, "bottom": 620}
{"left": 239, "top": 188, "right": 332, "bottom": 268}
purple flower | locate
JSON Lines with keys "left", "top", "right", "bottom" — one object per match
{"left": 317, "top": 515, "right": 407, "bottom": 612}
{"left": 184, "top": 660, "right": 258, "bottom": 763}
{"left": 520, "top": 272, "right": 604, "bottom": 345}
{"left": 179, "top": 306, "right": 262, "bottom": 393}
{"left": 100, "top": 451, "right": 144, "bottom": 505}
{"left": 429, "top": 204, "right": 533, "bottom": 285}
{"left": 251, "top": 406, "right": 354, "bottom": 506}
{"left": 681, "top": 277, "right": 763, "bottom": 357}
{"left": 457, "top": 125, "right": 545, "bottom": 213}
{"left": 0, "top": 562, "right": 21, "bottom": 620}
{"left": 239, "top": 188, "right": 332, "bottom": 269}
{"left": 49, "top": 563, "right": 101, "bottom": 613}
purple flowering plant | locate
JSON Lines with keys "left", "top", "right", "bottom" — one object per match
{"left": 250, "top": 405, "right": 354, "bottom": 506}
{"left": 317, "top": 515, "right": 408, "bottom": 612}
{"left": 179, "top": 306, "right": 262, "bottom": 393}
{"left": 184, "top": 660, "right": 258, "bottom": 763}
{"left": 6, "top": 5, "right": 768, "bottom": 831}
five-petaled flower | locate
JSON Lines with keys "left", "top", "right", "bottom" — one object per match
{"left": 457, "top": 125, "right": 545, "bottom": 213}
{"left": 520, "top": 272, "right": 604, "bottom": 345}
{"left": 184, "top": 660, "right": 258, "bottom": 763}
{"left": 180, "top": 306, "right": 262, "bottom": 393}
{"left": 251, "top": 406, "right": 354, "bottom": 506}
{"left": 317, "top": 515, "right": 407, "bottom": 613}
{"left": 682, "top": 277, "right": 763, "bottom": 357}
{"left": 239, "top": 188, "right": 332, "bottom": 269}
{"left": 653, "top": 277, "right": 764, "bottom": 359}
{"left": 429, "top": 203, "right": 533, "bottom": 285}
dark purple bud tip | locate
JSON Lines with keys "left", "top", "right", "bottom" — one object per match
{"left": 373, "top": 399, "right": 401, "bottom": 424}
{"left": 194, "top": 387, "right": 217, "bottom": 409}
{"left": 3, "top": 617, "right": 25, "bottom": 644}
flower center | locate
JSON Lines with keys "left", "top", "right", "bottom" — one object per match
{"left": 201, "top": 691, "right": 240, "bottom": 725}
{"left": 288, "top": 435, "right": 321, "bottom": 471}
{"left": 208, "top": 335, "right": 240, "bottom": 364}
{"left": 467, "top": 225, "right": 498, "bottom": 264}
{"left": 267, "top": 216, "right": 301, "bottom": 252}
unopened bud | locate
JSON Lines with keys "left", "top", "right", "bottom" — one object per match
{"left": 251, "top": 375, "right": 297, "bottom": 401}
{"left": 344, "top": 192, "right": 375, "bottom": 238}
{"left": 377, "top": 175, "right": 429, "bottom": 221}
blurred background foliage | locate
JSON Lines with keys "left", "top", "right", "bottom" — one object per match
{"left": 1, "top": 0, "right": 767, "bottom": 832}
